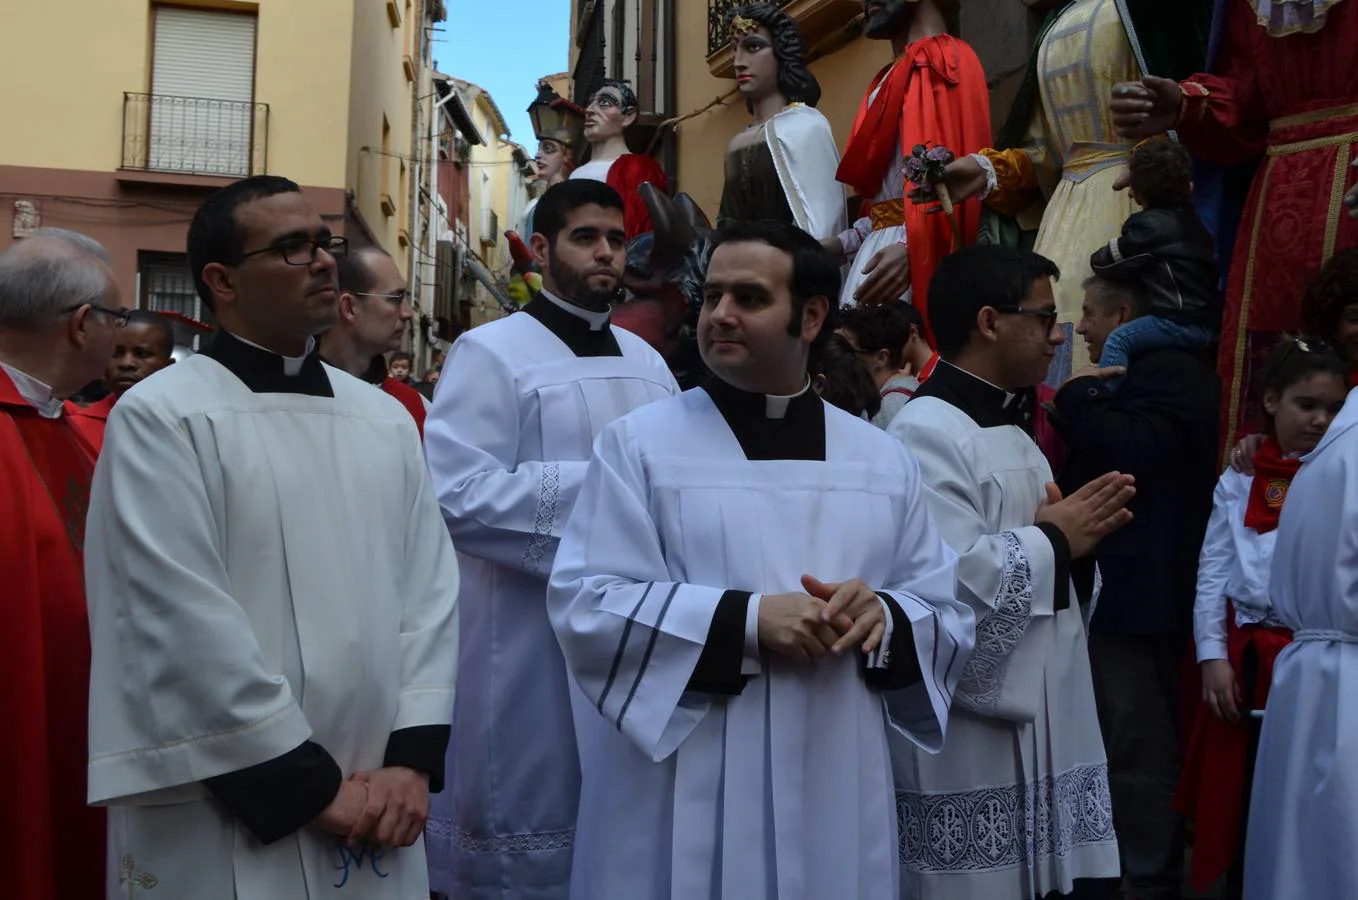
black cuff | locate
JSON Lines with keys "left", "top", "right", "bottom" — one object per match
{"left": 384, "top": 725, "right": 451, "bottom": 793}
{"left": 862, "top": 592, "right": 923, "bottom": 691}
{"left": 687, "top": 590, "right": 753, "bottom": 696}
{"left": 204, "top": 741, "right": 342, "bottom": 845}
{"left": 1035, "top": 523, "right": 1073, "bottom": 612}
{"left": 1071, "top": 557, "right": 1098, "bottom": 605}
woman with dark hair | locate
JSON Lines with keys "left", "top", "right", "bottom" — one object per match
{"left": 716, "top": 4, "right": 845, "bottom": 241}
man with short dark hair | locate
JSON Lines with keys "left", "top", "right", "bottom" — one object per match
{"left": 319, "top": 244, "right": 426, "bottom": 434}
{"left": 423, "top": 178, "right": 677, "bottom": 899}
{"left": 0, "top": 227, "right": 121, "bottom": 900}
{"left": 84, "top": 175, "right": 461, "bottom": 899}
{"left": 549, "top": 219, "right": 972, "bottom": 897}
{"left": 67, "top": 308, "right": 175, "bottom": 449}
{"left": 1055, "top": 273, "right": 1220, "bottom": 900}
{"left": 889, "top": 244, "right": 1132, "bottom": 899}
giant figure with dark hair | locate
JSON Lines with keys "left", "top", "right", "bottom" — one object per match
{"left": 570, "top": 80, "right": 669, "bottom": 240}
{"left": 716, "top": 4, "right": 846, "bottom": 242}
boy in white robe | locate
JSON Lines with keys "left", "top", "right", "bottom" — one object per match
{"left": 888, "top": 245, "right": 1135, "bottom": 900}
{"left": 1245, "top": 385, "right": 1358, "bottom": 899}
{"left": 549, "top": 220, "right": 975, "bottom": 899}
{"left": 423, "top": 179, "right": 678, "bottom": 899}
{"left": 84, "top": 176, "right": 461, "bottom": 899}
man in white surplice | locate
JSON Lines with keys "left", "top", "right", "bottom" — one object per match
{"left": 549, "top": 220, "right": 975, "bottom": 899}
{"left": 888, "top": 245, "right": 1134, "bottom": 900}
{"left": 1245, "top": 386, "right": 1358, "bottom": 899}
{"left": 423, "top": 179, "right": 678, "bottom": 898}
{"left": 84, "top": 176, "right": 461, "bottom": 899}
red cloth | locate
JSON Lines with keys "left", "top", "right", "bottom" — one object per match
{"left": 606, "top": 153, "right": 669, "bottom": 241}
{"left": 837, "top": 35, "right": 991, "bottom": 333}
{"left": 65, "top": 391, "right": 116, "bottom": 452}
{"left": 382, "top": 377, "right": 427, "bottom": 438}
{"left": 1176, "top": 0, "right": 1358, "bottom": 455}
{"left": 1243, "top": 435, "right": 1301, "bottom": 533}
{"left": 915, "top": 352, "right": 941, "bottom": 385}
{"left": 1175, "top": 609, "right": 1292, "bottom": 891}
{"left": 0, "top": 371, "right": 105, "bottom": 900}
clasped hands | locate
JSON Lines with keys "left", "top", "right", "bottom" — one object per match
{"left": 757, "top": 575, "right": 888, "bottom": 663}
{"left": 313, "top": 765, "right": 430, "bottom": 849}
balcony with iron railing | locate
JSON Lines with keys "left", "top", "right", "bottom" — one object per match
{"left": 121, "top": 92, "right": 269, "bottom": 180}
{"left": 706, "top": 0, "right": 863, "bottom": 77}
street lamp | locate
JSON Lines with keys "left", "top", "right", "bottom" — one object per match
{"left": 526, "top": 83, "right": 586, "bottom": 167}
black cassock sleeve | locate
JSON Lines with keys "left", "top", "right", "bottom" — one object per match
{"left": 686, "top": 590, "right": 753, "bottom": 696}
{"left": 861, "top": 592, "right": 924, "bottom": 691}
{"left": 203, "top": 740, "right": 343, "bottom": 845}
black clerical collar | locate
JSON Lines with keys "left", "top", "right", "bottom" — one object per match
{"left": 703, "top": 375, "right": 826, "bottom": 461}
{"left": 914, "top": 360, "right": 1034, "bottom": 433}
{"left": 200, "top": 330, "right": 334, "bottom": 397}
{"left": 522, "top": 290, "right": 621, "bottom": 357}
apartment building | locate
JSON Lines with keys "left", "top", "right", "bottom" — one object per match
{"left": 0, "top": 0, "right": 436, "bottom": 350}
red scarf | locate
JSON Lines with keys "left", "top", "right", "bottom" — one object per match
{"left": 1243, "top": 436, "right": 1302, "bottom": 534}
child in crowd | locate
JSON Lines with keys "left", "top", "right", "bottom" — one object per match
{"left": 1176, "top": 337, "right": 1350, "bottom": 898}
{"left": 812, "top": 333, "right": 881, "bottom": 421}
{"left": 1089, "top": 139, "right": 1220, "bottom": 377}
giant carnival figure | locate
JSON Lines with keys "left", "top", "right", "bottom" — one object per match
{"left": 521, "top": 83, "right": 586, "bottom": 238}
{"left": 570, "top": 80, "right": 669, "bottom": 240}
{"left": 717, "top": 3, "right": 846, "bottom": 242}
{"left": 1110, "top": 0, "right": 1358, "bottom": 453}
{"left": 923, "top": 0, "right": 1211, "bottom": 383}
{"left": 828, "top": 0, "right": 990, "bottom": 327}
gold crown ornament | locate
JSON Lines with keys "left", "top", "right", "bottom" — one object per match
{"left": 730, "top": 15, "right": 760, "bottom": 40}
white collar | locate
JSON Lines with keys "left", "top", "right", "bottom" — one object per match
{"left": 943, "top": 360, "right": 1019, "bottom": 407}
{"left": 231, "top": 333, "right": 316, "bottom": 377}
{"left": 0, "top": 361, "right": 63, "bottom": 418}
{"left": 540, "top": 288, "right": 612, "bottom": 332}
{"left": 765, "top": 377, "right": 812, "bottom": 420}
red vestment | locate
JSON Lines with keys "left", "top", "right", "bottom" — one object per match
{"left": 1176, "top": 0, "right": 1358, "bottom": 454}
{"left": 838, "top": 35, "right": 991, "bottom": 333}
{"left": 65, "top": 391, "right": 116, "bottom": 452}
{"left": 605, "top": 153, "right": 669, "bottom": 240}
{"left": 0, "top": 370, "right": 105, "bottom": 900}
{"left": 381, "top": 376, "right": 427, "bottom": 438}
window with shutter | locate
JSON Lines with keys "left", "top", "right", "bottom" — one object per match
{"left": 149, "top": 7, "right": 257, "bottom": 176}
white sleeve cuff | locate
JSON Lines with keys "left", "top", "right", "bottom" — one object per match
{"left": 742, "top": 593, "right": 762, "bottom": 676}
{"left": 864, "top": 593, "right": 895, "bottom": 670}
{"left": 1196, "top": 639, "right": 1229, "bottom": 663}
{"left": 970, "top": 153, "right": 997, "bottom": 201}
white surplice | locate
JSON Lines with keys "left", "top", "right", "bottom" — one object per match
{"left": 84, "top": 356, "right": 460, "bottom": 899}
{"left": 889, "top": 394, "right": 1119, "bottom": 899}
{"left": 423, "top": 302, "right": 677, "bottom": 898}
{"left": 1245, "top": 388, "right": 1358, "bottom": 899}
{"left": 548, "top": 389, "right": 974, "bottom": 899}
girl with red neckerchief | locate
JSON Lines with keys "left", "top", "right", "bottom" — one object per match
{"left": 1176, "top": 336, "right": 1349, "bottom": 898}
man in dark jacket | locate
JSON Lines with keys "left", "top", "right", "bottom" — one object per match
{"left": 1055, "top": 274, "right": 1220, "bottom": 900}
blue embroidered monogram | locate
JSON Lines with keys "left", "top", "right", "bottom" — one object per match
{"left": 333, "top": 842, "right": 389, "bottom": 889}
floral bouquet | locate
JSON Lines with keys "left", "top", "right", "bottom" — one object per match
{"left": 904, "top": 143, "right": 962, "bottom": 249}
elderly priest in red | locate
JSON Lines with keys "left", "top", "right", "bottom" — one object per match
{"left": 0, "top": 228, "right": 123, "bottom": 900}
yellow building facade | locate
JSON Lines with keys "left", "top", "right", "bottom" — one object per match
{"left": 0, "top": 0, "right": 430, "bottom": 341}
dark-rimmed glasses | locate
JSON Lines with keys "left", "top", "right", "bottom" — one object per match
{"left": 995, "top": 306, "right": 1060, "bottom": 332}
{"left": 235, "top": 235, "right": 349, "bottom": 267}
{"left": 61, "top": 303, "right": 131, "bottom": 327}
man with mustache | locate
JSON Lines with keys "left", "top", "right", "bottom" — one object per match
{"left": 67, "top": 308, "right": 175, "bottom": 449}
{"left": 424, "top": 179, "right": 677, "bottom": 900}
{"left": 828, "top": 0, "right": 989, "bottom": 326}
{"left": 318, "top": 244, "right": 427, "bottom": 436}
{"left": 549, "top": 219, "right": 973, "bottom": 898}
{"left": 570, "top": 80, "right": 668, "bottom": 239}
{"left": 84, "top": 175, "right": 462, "bottom": 898}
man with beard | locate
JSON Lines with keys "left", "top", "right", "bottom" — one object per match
{"left": 828, "top": 0, "right": 989, "bottom": 325}
{"left": 318, "top": 245, "right": 426, "bottom": 435}
{"left": 67, "top": 308, "right": 175, "bottom": 449}
{"left": 423, "top": 179, "right": 678, "bottom": 900}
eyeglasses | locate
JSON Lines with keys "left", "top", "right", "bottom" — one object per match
{"left": 995, "top": 306, "right": 1060, "bottom": 332}
{"left": 61, "top": 303, "right": 131, "bottom": 327}
{"left": 352, "top": 289, "right": 412, "bottom": 309}
{"left": 235, "top": 235, "right": 349, "bottom": 267}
